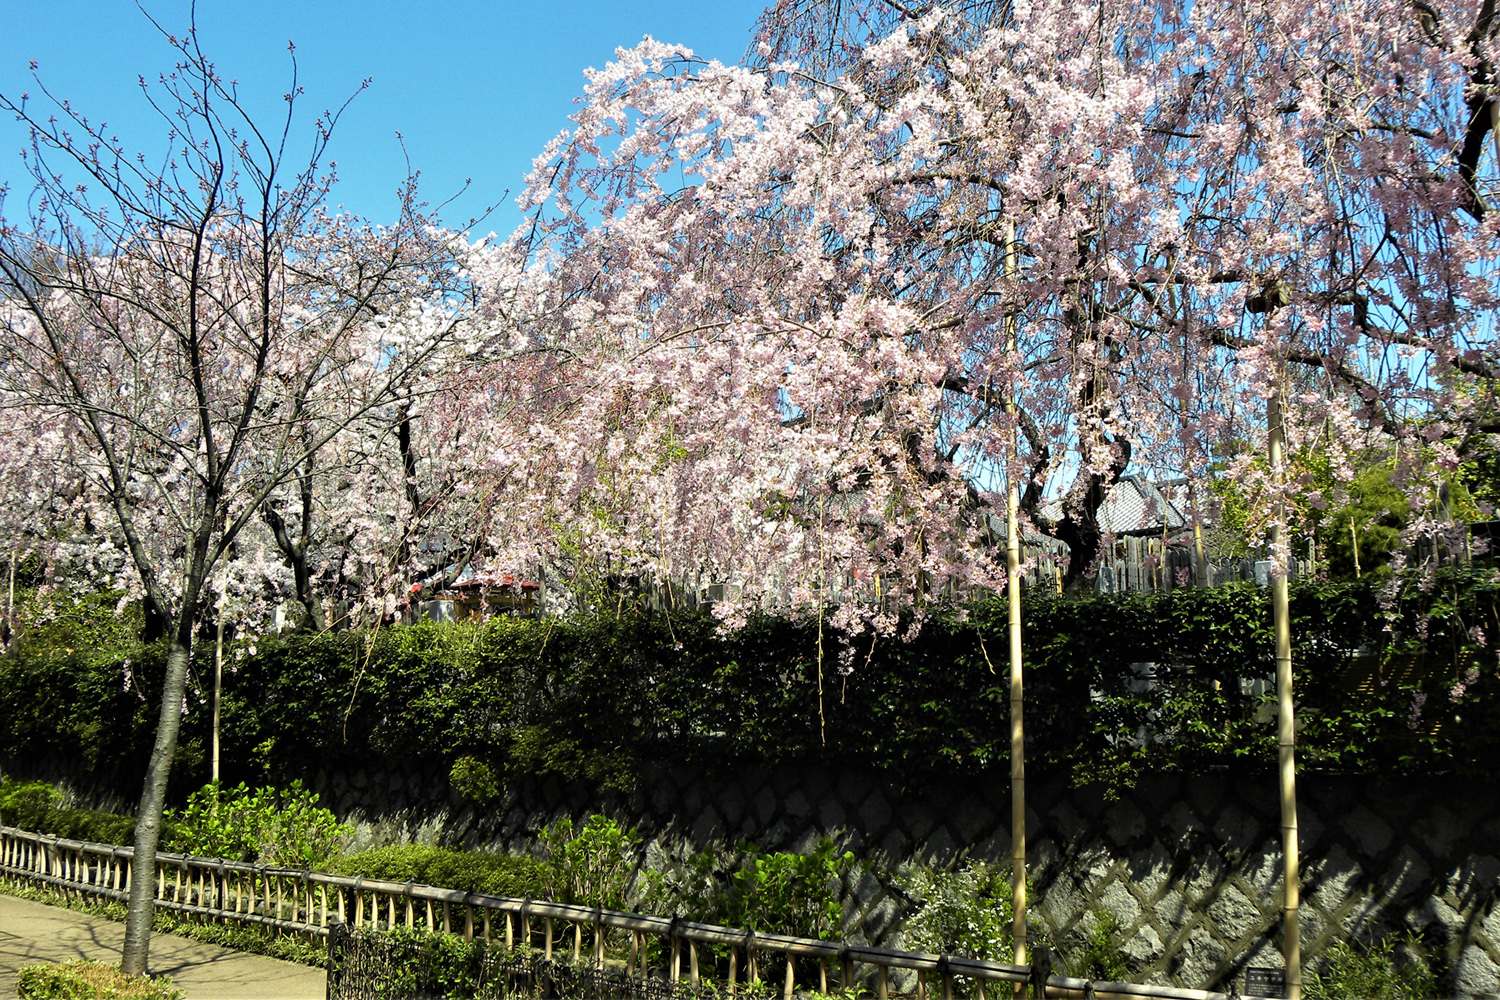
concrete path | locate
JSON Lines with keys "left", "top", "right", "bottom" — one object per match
{"left": 0, "top": 894, "right": 325, "bottom": 999}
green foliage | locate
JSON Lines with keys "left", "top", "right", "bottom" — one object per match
{"left": 540, "top": 815, "right": 641, "bottom": 910}
{"left": 1068, "top": 909, "right": 1130, "bottom": 983}
{"left": 0, "top": 590, "right": 164, "bottom": 774}
{"left": 0, "top": 779, "right": 61, "bottom": 827}
{"left": 724, "top": 838, "right": 854, "bottom": 941}
{"left": 638, "top": 843, "right": 736, "bottom": 924}
{"left": 6, "top": 574, "right": 1500, "bottom": 797}
{"left": 349, "top": 927, "right": 491, "bottom": 999}
{"left": 449, "top": 756, "right": 500, "bottom": 804}
{"left": 334, "top": 844, "right": 550, "bottom": 898}
{"left": 16, "top": 960, "right": 183, "bottom": 1000}
{"left": 897, "top": 860, "right": 1012, "bottom": 961}
{"left": 0, "top": 778, "right": 138, "bottom": 844}
{"left": 1304, "top": 935, "right": 1438, "bottom": 1000}
{"left": 507, "top": 725, "right": 637, "bottom": 791}
{"left": 165, "top": 780, "right": 348, "bottom": 868}
{"left": 1315, "top": 462, "right": 1411, "bottom": 581}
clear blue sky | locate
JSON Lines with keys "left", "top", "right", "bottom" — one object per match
{"left": 0, "top": 1, "right": 768, "bottom": 236}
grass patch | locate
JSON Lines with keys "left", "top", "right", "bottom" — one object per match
{"left": 16, "top": 958, "right": 183, "bottom": 999}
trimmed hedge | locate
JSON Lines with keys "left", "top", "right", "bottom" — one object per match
{"left": 334, "top": 844, "right": 551, "bottom": 898}
{"left": 2, "top": 573, "right": 1497, "bottom": 797}
{"left": 0, "top": 779, "right": 138, "bottom": 844}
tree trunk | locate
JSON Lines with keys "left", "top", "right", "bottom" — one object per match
{"left": 120, "top": 613, "right": 196, "bottom": 974}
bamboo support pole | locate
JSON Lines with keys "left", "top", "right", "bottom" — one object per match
{"left": 1268, "top": 392, "right": 1302, "bottom": 999}
{"left": 1004, "top": 219, "right": 1028, "bottom": 985}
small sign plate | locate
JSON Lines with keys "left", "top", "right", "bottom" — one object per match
{"left": 1245, "top": 967, "right": 1286, "bottom": 998}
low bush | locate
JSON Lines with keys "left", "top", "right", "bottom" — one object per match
{"left": 539, "top": 815, "right": 641, "bottom": 910}
{"left": 16, "top": 959, "right": 183, "bottom": 1000}
{"left": 0, "top": 778, "right": 138, "bottom": 844}
{"left": 1305, "top": 935, "right": 1438, "bottom": 1000}
{"left": 334, "top": 844, "right": 551, "bottom": 898}
{"left": 165, "top": 780, "right": 348, "bottom": 868}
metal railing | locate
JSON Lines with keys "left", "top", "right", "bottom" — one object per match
{"left": 1, "top": 825, "right": 1272, "bottom": 1000}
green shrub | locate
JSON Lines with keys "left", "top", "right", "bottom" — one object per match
{"left": 334, "top": 844, "right": 550, "bottom": 898}
{"left": 540, "top": 815, "right": 641, "bottom": 910}
{"left": 449, "top": 756, "right": 500, "bottom": 804}
{"left": 0, "top": 779, "right": 63, "bottom": 828}
{"left": 16, "top": 959, "right": 183, "bottom": 1000}
{"left": 165, "top": 780, "right": 348, "bottom": 868}
{"left": 1067, "top": 909, "right": 1130, "bottom": 983}
{"left": 336, "top": 928, "right": 490, "bottom": 999}
{"left": 1305, "top": 935, "right": 1438, "bottom": 1000}
{"left": 728, "top": 838, "right": 854, "bottom": 941}
{"left": 0, "top": 778, "right": 137, "bottom": 844}
{"left": 897, "top": 859, "right": 1012, "bottom": 961}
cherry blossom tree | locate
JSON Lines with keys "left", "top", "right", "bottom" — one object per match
{"left": 487, "top": 0, "right": 1500, "bottom": 612}
{"left": 463, "top": 3, "right": 1500, "bottom": 992}
{"left": 0, "top": 23, "right": 483, "bottom": 972}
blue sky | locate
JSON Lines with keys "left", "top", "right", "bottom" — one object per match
{"left": 0, "top": 0, "right": 768, "bottom": 236}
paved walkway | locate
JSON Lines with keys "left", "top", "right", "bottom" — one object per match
{"left": 0, "top": 894, "right": 325, "bottom": 999}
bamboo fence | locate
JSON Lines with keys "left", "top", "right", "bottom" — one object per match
{"left": 1, "top": 825, "right": 1276, "bottom": 1000}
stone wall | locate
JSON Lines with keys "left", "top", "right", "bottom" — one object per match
{"left": 14, "top": 751, "right": 1500, "bottom": 998}
{"left": 310, "top": 760, "right": 1500, "bottom": 999}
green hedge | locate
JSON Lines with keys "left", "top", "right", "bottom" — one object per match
{"left": 0, "top": 779, "right": 139, "bottom": 843}
{"left": 2, "top": 573, "right": 1497, "bottom": 795}
{"left": 334, "top": 845, "right": 551, "bottom": 898}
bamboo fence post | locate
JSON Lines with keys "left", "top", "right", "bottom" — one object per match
{"left": 212, "top": 574, "right": 224, "bottom": 783}
{"left": 405, "top": 881, "right": 414, "bottom": 928}
{"left": 573, "top": 919, "right": 582, "bottom": 962}
{"left": 545, "top": 915, "right": 553, "bottom": 959}
{"left": 878, "top": 963, "right": 889, "bottom": 1000}
{"left": 690, "top": 941, "right": 700, "bottom": 988}
{"left": 443, "top": 899, "right": 452, "bottom": 935}
{"left": 783, "top": 952, "right": 795, "bottom": 1000}
{"left": 1003, "top": 218, "right": 1028, "bottom": 990}
{"left": 465, "top": 897, "right": 475, "bottom": 943}
{"left": 483, "top": 907, "right": 492, "bottom": 944}
{"left": 1269, "top": 390, "right": 1302, "bottom": 999}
